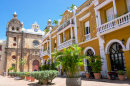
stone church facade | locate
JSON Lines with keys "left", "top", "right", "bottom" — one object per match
{"left": 5, "top": 12, "right": 46, "bottom": 73}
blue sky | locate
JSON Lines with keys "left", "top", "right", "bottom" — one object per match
{"left": 0, "top": 0, "right": 86, "bottom": 40}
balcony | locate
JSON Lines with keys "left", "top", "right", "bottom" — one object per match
{"left": 41, "top": 50, "right": 50, "bottom": 56}
{"left": 85, "top": 34, "right": 91, "bottom": 41}
{"left": 57, "top": 19, "right": 74, "bottom": 32}
{"left": 58, "top": 39, "right": 75, "bottom": 50}
{"left": 97, "top": 12, "right": 130, "bottom": 35}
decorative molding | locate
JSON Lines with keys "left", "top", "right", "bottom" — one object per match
{"left": 105, "top": 39, "right": 126, "bottom": 54}
{"left": 83, "top": 46, "right": 96, "bottom": 55}
{"left": 126, "top": 37, "right": 130, "bottom": 50}
{"left": 79, "top": 12, "right": 91, "bottom": 21}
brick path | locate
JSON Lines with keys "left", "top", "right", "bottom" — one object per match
{"left": 0, "top": 75, "right": 130, "bottom": 86}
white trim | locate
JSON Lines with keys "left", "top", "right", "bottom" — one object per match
{"left": 94, "top": 0, "right": 113, "bottom": 11}
{"left": 83, "top": 47, "right": 96, "bottom": 55}
{"left": 51, "top": 29, "right": 57, "bottom": 35}
{"left": 83, "top": 46, "right": 96, "bottom": 72}
{"left": 97, "top": 22, "right": 130, "bottom": 36}
{"left": 105, "top": 39, "right": 126, "bottom": 54}
{"left": 76, "top": 1, "right": 94, "bottom": 16}
{"left": 57, "top": 24, "right": 75, "bottom": 35}
{"left": 126, "top": 37, "right": 130, "bottom": 50}
{"left": 79, "top": 12, "right": 91, "bottom": 21}
{"left": 78, "top": 37, "right": 98, "bottom": 45}
{"left": 52, "top": 35, "right": 56, "bottom": 38}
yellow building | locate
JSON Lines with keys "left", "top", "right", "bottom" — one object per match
{"left": 41, "top": 0, "right": 130, "bottom": 78}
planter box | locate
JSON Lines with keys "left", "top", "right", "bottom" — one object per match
{"left": 66, "top": 77, "right": 81, "bottom": 86}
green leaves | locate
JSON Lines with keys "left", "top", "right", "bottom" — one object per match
{"left": 88, "top": 55, "right": 103, "bottom": 73}
{"left": 44, "top": 29, "right": 49, "bottom": 34}
{"left": 59, "top": 13, "right": 64, "bottom": 17}
{"left": 70, "top": 4, "right": 77, "bottom": 11}
{"left": 19, "top": 58, "right": 27, "bottom": 66}
{"left": 52, "top": 20, "right": 58, "bottom": 25}
{"left": 52, "top": 44, "right": 89, "bottom": 78}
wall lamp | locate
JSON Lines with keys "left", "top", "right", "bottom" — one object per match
{"left": 121, "top": 39, "right": 125, "bottom": 44}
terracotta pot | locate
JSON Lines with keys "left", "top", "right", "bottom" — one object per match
{"left": 66, "top": 77, "right": 81, "bottom": 86}
{"left": 31, "top": 77, "right": 35, "bottom": 82}
{"left": 118, "top": 75, "right": 125, "bottom": 81}
{"left": 85, "top": 73, "right": 90, "bottom": 79}
{"left": 43, "top": 80, "right": 48, "bottom": 85}
{"left": 94, "top": 73, "right": 101, "bottom": 79}
{"left": 21, "top": 76, "right": 25, "bottom": 79}
{"left": 26, "top": 76, "right": 31, "bottom": 81}
{"left": 108, "top": 75, "right": 111, "bottom": 80}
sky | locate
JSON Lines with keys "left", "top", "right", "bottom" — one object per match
{"left": 0, "top": 0, "right": 86, "bottom": 40}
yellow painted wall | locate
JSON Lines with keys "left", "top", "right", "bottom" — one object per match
{"left": 99, "top": 2, "right": 113, "bottom": 24}
{"left": 76, "top": 5, "right": 97, "bottom": 43}
{"left": 79, "top": 38, "right": 100, "bottom": 71}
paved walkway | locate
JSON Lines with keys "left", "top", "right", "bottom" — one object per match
{"left": 0, "top": 75, "right": 130, "bottom": 86}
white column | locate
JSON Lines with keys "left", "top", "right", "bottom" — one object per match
{"left": 42, "top": 45, "right": 43, "bottom": 54}
{"left": 95, "top": 10, "right": 99, "bottom": 27}
{"left": 71, "top": 26, "right": 73, "bottom": 39}
{"left": 97, "top": 10, "right": 101, "bottom": 26}
{"left": 74, "top": 17, "right": 78, "bottom": 43}
{"left": 113, "top": 0, "right": 117, "bottom": 18}
{"left": 47, "top": 41, "right": 48, "bottom": 50}
{"left": 63, "top": 31, "right": 65, "bottom": 41}
{"left": 98, "top": 35, "right": 108, "bottom": 78}
{"left": 58, "top": 35, "right": 61, "bottom": 45}
{"left": 42, "top": 59, "right": 44, "bottom": 65}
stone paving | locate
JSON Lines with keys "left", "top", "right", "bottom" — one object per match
{"left": 0, "top": 75, "right": 130, "bottom": 86}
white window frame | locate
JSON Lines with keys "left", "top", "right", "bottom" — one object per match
{"left": 85, "top": 21, "right": 90, "bottom": 35}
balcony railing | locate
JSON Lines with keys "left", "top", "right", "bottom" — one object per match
{"left": 57, "top": 19, "right": 74, "bottom": 32}
{"left": 85, "top": 34, "right": 91, "bottom": 41}
{"left": 58, "top": 39, "right": 75, "bottom": 50}
{"left": 41, "top": 50, "right": 50, "bottom": 56}
{"left": 97, "top": 12, "right": 130, "bottom": 34}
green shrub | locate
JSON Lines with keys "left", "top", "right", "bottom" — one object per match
{"left": 117, "top": 70, "right": 125, "bottom": 75}
{"left": 25, "top": 72, "right": 30, "bottom": 77}
{"left": 16, "top": 72, "right": 25, "bottom": 77}
{"left": 31, "top": 70, "right": 59, "bottom": 84}
{"left": 9, "top": 72, "right": 16, "bottom": 77}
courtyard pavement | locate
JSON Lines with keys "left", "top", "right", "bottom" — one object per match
{"left": 0, "top": 75, "right": 130, "bottom": 86}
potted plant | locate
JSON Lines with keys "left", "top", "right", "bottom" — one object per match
{"left": 25, "top": 72, "right": 31, "bottom": 81}
{"left": 30, "top": 72, "right": 35, "bottom": 82}
{"left": 85, "top": 69, "right": 90, "bottom": 79}
{"left": 52, "top": 44, "right": 88, "bottom": 86}
{"left": 89, "top": 55, "right": 103, "bottom": 79}
{"left": 117, "top": 70, "right": 126, "bottom": 81}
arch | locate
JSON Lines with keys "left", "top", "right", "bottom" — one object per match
{"left": 126, "top": 37, "right": 130, "bottom": 50}
{"left": 12, "top": 27, "right": 14, "bottom": 31}
{"left": 105, "top": 39, "right": 126, "bottom": 54}
{"left": 83, "top": 47, "right": 95, "bottom": 72}
{"left": 16, "top": 27, "right": 19, "bottom": 31}
{"left": 84, "top": 47, "right": 95, "bottom": 55}
{"left": 32, "top": 60, "right": 39, "bottom": 71}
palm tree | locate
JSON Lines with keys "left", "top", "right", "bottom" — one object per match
{"left": 52, "top": 20, "right": 58, "bottom": 25}
{"left": 52, "top": 44, "right": 89, "bottom": 78}
{"left": 70, "top": 4, "right": 77, "bottom": 11}
{"left": 59, "top": 13, "right": 64, "bottom": 17}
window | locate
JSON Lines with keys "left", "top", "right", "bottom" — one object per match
{"left": 0, "top": 45, "right": 2, "bottom": 51}
{"left": 33, "top": 40, "right": 39, "bottom": 47}
{"left": 0, "top": 55, "right": 1, "bottom": 61}
{"left": 16, "top": 27, "right": 19, "bottom": 31}
{"left": 106, "top": 7, "right": 114, "bottom": 22}
{"left": 14, "top": 37, "right": 16, "bottom": 41}
{"left": 12, "top": 27, "right": 14, "bottom": 31}
{"left": 85, "top": 21, "right": 90, "bottom": 35}
{"left": 12, "top": 55, "right": 16, "bottom": 59}
{"left": 12, "top": 64, "right": 15, "bottom": 68}
{"left": 54, "top": 40, "right": 56, "bottom": 48}
{"left": 13, "top": 43, "right": 16, "bottom": 46}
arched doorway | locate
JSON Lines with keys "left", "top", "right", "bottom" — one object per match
{"left": 109, "top": 42, "right": 126, "bottom": 71}
{"left": 32, "top": 60, "right": 39, "bottom": 71}
{"left": 84, "top": 47, "right": 95, "bottom": 72}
